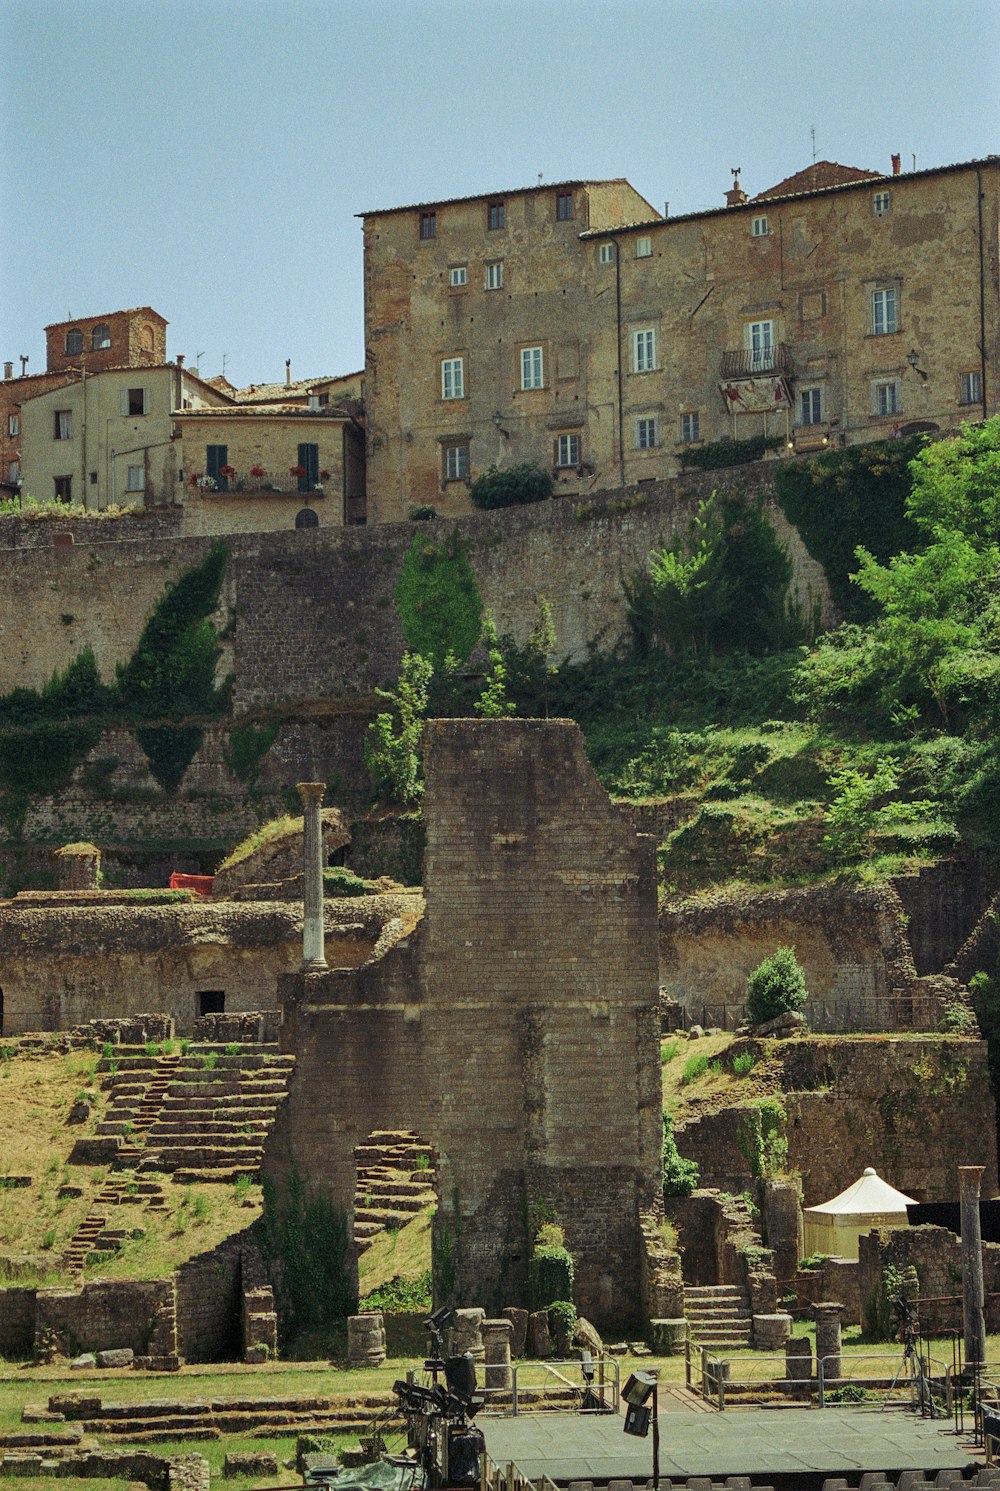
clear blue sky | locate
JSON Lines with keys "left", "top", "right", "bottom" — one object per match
{"left": 1, "top": 0, "right": 997, "bottom": 390}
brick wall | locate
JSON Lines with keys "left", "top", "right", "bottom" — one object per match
{"left": 175, "top": 1233, "right": 248, "bottom": 1363}
{"left": 0, "top": 1287, "right": 36, "bottom": 1358}
{"left": 858, "top": 1225, "right": 1000, "bottom": 1333}
{"left": 33, "top": 1278, "right": 174, "bottom": 1358}
{"left": 265, "top": 719, "right": 662, "bottom": 1331}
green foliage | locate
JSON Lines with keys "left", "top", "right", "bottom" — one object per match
{"left": 547, "top": 1299, "right": 577, "bottom": 1341}
{"left": 865, "top": 1261, "right": 918, "bottom": 1340}
{"left": 732, "top": 1051, "right": 757, "bottom": 1077}
{"left": 822, "top": 756, "right": 954, "bottom": 864}
{"left": 676, "top": 433, "right": 784, "bottom": 471}
{"left": 364, "top": 651, "right": 433, "bottom": 805}
{"left": 774, "top": 437, "right": 924, "bottom": 618}
{"left": 939, "top": 1001, "right": 976, "bottom": 1035}
{"left": 496, "top": 597, "right": 558, "bottom": 716}
{"left": 224, "top": 720, "right": 279, "bottom": 785}
{"left": 660, "top": 1039, "right": 679, "bottom": 1065}
{"left": 474, "top": 613, "right": 515, "bottom": 718}
{"left": 626, "top": 493, "right": 800, "bottom": 659}
{"left": 470, "top": 461, "right": 553, "bottom": 510}
{"left": 529, "top": 1241, "right": 575, "bottom": 1311}
{"left": 260, "top": 1166, "right": 352, "bottom": 1341}
{"left": 323, "top": 866, "right": 374, "bottom": 897}
{"left": 116, "top": 542, "right": 228, "bottom": 717}
{"left": 137, "top": 723, "right": 204, "bottom": 794}
{"left": 662, "top": 1109, "right": 700, "bottom": 1197}
{"left": 746, "top": 947, "right": 807, "bottom": 1026}
{"left": 360, "top": 1269, "right": 433, "bottom": 1313}
{"left": 681, "top": 1053, "right": 709, "bottom": 1084}
{"left": 395, "top": 530, "right": 483, "bottom": 669}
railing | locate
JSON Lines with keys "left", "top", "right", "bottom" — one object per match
{"left": 697, "top": 1347, "right": 951, "bottom": 1413}
{"left": 720, "top": 344, "right": 794, "bottom": 379}
{"left": 496, "top": 1357, "right": 619, "bottom": 1416}
{"left": 666, "top": 993, "right": 941, "bottom": 1035}
{"left": 482, "top": 1451, "right": 560, "bottom": 1491}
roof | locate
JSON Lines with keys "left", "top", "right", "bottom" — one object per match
{"left": 580, "top": 153, "right": 1000, "bottom": 239}
{"left": 44, "top": 306, "right": 168, "bottom": 332}
{"left": 753, "top": 160, "right": 881, "bottom": 200}
{"left": 173, "top": 403, "right": 352, "bottom": 419}
{"left": 804, "top": 1167, "right": 916, "bottom": 1218}
{"left": 358, "top": 177, "right": 644, "bottom": 219}
{"left": 16, "top": 363, "right": 236, "bottom": 406}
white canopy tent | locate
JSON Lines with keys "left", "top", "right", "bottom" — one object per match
{"left": 803, "top": 1167, "right": 917, "bottom": 1260}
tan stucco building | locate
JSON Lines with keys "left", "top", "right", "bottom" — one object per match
{"left": 360, "top": 157, "right": 999, "bottom": 523}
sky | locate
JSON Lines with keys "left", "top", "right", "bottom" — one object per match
{"left": 1, "top": 0, "right": 998, "bottom": 390}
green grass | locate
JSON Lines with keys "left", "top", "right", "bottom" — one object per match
{"left": 681, "top": 1053, "right": 709, "bottom": 1084}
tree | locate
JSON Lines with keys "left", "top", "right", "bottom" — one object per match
{"left": 470, "top": 462, "right": 553, "bottom": 510}
{"left": 363, "top": 651, "right": 433, "bottom": 805}
{"left": 745, "top": 946, "right": 808, "bottom": 1026}
{"left": 474, "top": 613, "right": 515, "bottom": 718}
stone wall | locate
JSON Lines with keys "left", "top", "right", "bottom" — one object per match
{"left": 858, "top": 1225, "right": 1000, "bottom": 1334}
{"left": 659, "top": 881, "right": 919, "bottom": 1032}
{"left": 0, "top": 1286, "right": 36, "bottom": 1358}
{"left": 175, "top": 1233, "right": 250, "bottom": 1363}
{"left": 33, "top": 1278, "right": 175, "bottom": 1359}
{"left": 265, "top": 719, "right": 662, "bottom": 1331}
{"left": 892, "top": 858, "right": 996, "bottom": 976}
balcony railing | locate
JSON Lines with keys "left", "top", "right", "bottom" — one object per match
{"left": 720, "top": 343, "right": 794, "bottom": 379}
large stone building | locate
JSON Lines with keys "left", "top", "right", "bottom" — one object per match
{"left": 361, "top": 155, "right": 999, "bottom": 523}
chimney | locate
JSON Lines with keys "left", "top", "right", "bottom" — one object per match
{"left": 19, "top": 355, "right": 28, "bottom": 375}
{"left": 891, "top": 153, "right": 901, "bottom": 176}
{"left": 285, "top": 358, "right": 292, "bottom": 387}
{"left": 3, "top": 362, "right": 12, "bottom": 380}
{"left": 663, "top": 201, "right": 669, "bottom": 218}
{"left": 725, "top": 167, "right": 747, "bottom": 208}
{"left": 176, "top": 353, "right": 185, "bottom": 368}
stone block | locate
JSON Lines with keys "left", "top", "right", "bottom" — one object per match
{"left": 752, "top": 1313, "right": 792, "bottom": 1351}
{"left": 449, "top": 1307, "right": 485, "bottom": 1361}
{"left": 224, "top": 1449, "right": 279, "bottom": 1477}
{"left": 503, "top": 1306, "right": 528, "bottom": 1357}
{"left": 482, "top": 1318, "right": 513, "bottom": 1390}
{"left": 347, "top": 1312, "right": 386, "bottom": 1368}
{"left": 96, "top": 1348, "right": 134, "bottom": 1368}
{"left": 648, "top": 1318, "right": 687, "bottom": 1355}
{"left": 528, "top": 1309, "right": 551, "bottom": 1358}
{"left": 70, "top": 1353, "right": 96, "bottom": 1370}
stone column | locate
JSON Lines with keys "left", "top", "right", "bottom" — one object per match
{"left": 297, "top": 782, "right": 327, "bottom": 972}
{"left": 785, "top": 1336, "right": 812, "bottom": 1400}
{"left": 814, "top": 1302, "right": 843, "bottom": 1385}
{"left": 55, "top": 842, "right": 101, "bottom": 891}
{"left": 449, "top": 1306, "right": 486, "bottom": 1362}
{"left": 482, "top": 1317, "right": 513, "bottom": 1390}
{"left": 347, "top": 1311, "right": 386, "bottom": 1368}
{"left": 960, "top": 1164, "right": 987, "bottom": 1367}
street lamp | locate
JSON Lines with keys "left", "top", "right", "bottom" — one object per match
{"left": 622, "top": 1368, "right": 659, "bottom": 1489}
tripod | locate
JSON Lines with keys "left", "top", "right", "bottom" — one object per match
{"left": 882, "top": 1330, "right": 940, "bottom": 1418}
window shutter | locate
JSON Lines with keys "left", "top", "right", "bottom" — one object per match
{"left": 119, "top": 389, "right": 129, "bottom": 417}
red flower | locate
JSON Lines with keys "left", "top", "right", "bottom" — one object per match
{"left": 189, "top": 472, "right": 202, "bottom": 485}
{"left": 290, "top": 465, "right": 306, "bottom": 477}
{"left": 219, "top": 464, "right": 236, "bottom": 477}
{"left": 319, "top": 469, "right": 331, "bottom": 480}
{"left": 249, "top": 465, "right": 267, "bottom": 479}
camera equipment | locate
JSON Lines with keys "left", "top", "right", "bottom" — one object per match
{"left": 393, "top": 1344, "right": 484, "bottom": 1490}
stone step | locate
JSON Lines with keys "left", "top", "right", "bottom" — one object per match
{"left": 685, "top": 1305, "right": 752, "bottom": 1320}
{"left": 170, "top": 1166, "right": 260, "bottom": 1184}
{"left": 359, "top": 1194, "right": 431, "bottom": 1216}
{"left": 370, "top": 1179, "right": 435, "bottom": 1199}
{"left": 683, "top": 1285, "right": 746, "bottom": 1298}
{"left": 354, "top": 1207, "right": 413, "bottom": 1228}
{"left": 353, "top": 1221, "right": 383, "bottom": 1239}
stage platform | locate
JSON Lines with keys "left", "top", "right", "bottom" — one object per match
{"left": 482, "top": 1405, "right": 981, "bottom": 1488}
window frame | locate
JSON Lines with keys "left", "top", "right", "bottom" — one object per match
{"left": 745, "top": 319, "right": 775, "bottom": 370}
{"left": 872, "top": 287, "right": 898, "bottom": 336}
{"left": 487, "top": 201, "right": 506, "bottom": 231}
{"left": 485, "top": 260, "right": 503, "bottom": 291}
{"left": 632, "top": 328, "right": 656, "bottom": 374}
{"left": 751, "top": 214, "right": 769, "bottom": 237}
{"left": 679, "top": 412, "right": 700, "bottom": 444}
{"left": 54, "top": 475, "right": 72, "bottom": 502}
{"left": 441, "top": 357, "right": 465, "bottom": 401}
{"left": 443, "top": 443, "right": 470, "bottom": 482}
{"left": 960, "top": 370, "right": 983, "bottom": 406}
{"left": 556, "top": 191, "right": 574, "bottom": 221}
{"left": 554, "top": 432, "right": 580, "bottom": 468}
{"left": 873, "top": 191, "right": 891, "bottom": 217}
{"left": 419, "top": 210, "right": 437, "bottom": 240}
{"left": 634, "top": 415, "right": 658, "bottom": 450}
{"left": 126, "top": 464, "right": 145, "bottom": 493}
{"left": 598, "top": 243, "right": 615, "bottom": 265}
{"left": 636, "top": 236, "right": 652, "bottom": 259}
{"left": 872, "top": 378, "right": 902, "bottom": 417}
{"left": 7, "top": 414, "right": 18, "bottom": 437}
{"left": 448, "top": 265, "right": 468, "bottom": 287}
{"left": 798, "top": 386, "right": 824, "bottom": 426}
{"left": 520, "top": 346, "right": 544, "bottom": 391}
{"left": 64, "top": 328, "right": 83, "bottom": 355}
{"left": 122, "top": 387, "right": 148, "bottom": 417}
{"left": 91, "top": 323, "right": 111, "bottom": 350}
{"left": 7, "top": 460, "right": 20, "bottom": 484}
{"left": 54, "top": 409, "right": 73, "bottom": 440}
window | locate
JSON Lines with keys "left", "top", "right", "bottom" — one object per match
{"left": 206, "top": 443, "right": 230, "bottom": 492}
{"left": 636, "top": 236, "right": 652, "bottom": 258}
{"left": 121, "top": 387, "right": 147, "bottom": 416}
{"left": 485, "top": 261, "right": 503, "bottom": 291}
{"left": 54, "top": 475, "right": 72, "bottom": 502}
{"left": 91, "top": 323, "right": 111, "bottom": 350}
{"left": 555, "top": 433, "right": 580, "bottom": 467}
{"left": 520, "top": 346, "right": 544, "bottom": 390}
{"left": 441, "top": 358, "right": 464, "bottom": 400}
{"left": 873, "top": 379, "right": 901, "bottom": 416}
{"left": 745, "top": 320, "right": 774, "bottom": 370}
{"left": 54, "top": 409, "right": 73, "bottom": 440}
{"left": 449, "top": 266, "right": 468, "bottom": 287}
{"left": 679, "top": 412, "right": 700, "bottom": 444}
{"left": 556, "top": 191, "right": 573, "bottom": 221}
{"left": 961, "top": 371, "right": 983, "bottom": 405}
{"left": 872, "top": 287, "right": 897, "bottom": 335}
{"left": 873, "top": 191, "right": 891, "bottom": 217}
{"left": 752, "top": 215, "right": 769, "bottom": 237}
{"left": 126, "top": 465, "right": 145, "bottom": 492}
{"left": 295, "top": 508, "right": 319, "bottom": 529}
{"left": 420, "top": 211, "right": 436, "bottom": 240}
{"left": 297, "top": 442, "right": 319, "bottom": 493}
{"left": 7, "top": 461, "right": 20, "bottom": 484}
{"left": 635, "top": 416, "right": 658, "bottom": 449}
{"left": 444, "top": 444, "right": 469, "bottom": 481}
{"left": 633, "top": 328, "right": 656, "bottom": 373}
{"left": 487, "top": 201, "right": 506, "bottom": 230}
{"left": 7, "top": 414, "right": 18, "bottom": 437}
{"left": 599, "top": 243, "right": 615, "bottom": 265}
{"left": 799, "top": 387, "right": 823, "bottom": 425}
{"left": 64, "top": 328, "right": 83, "bottom": 355}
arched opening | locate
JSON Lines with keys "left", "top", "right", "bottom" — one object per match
{"left": 295, "top": 507, "right": 319, "bottom": 529}
{"left": 91, "top": 323, "right": 111, "bottom": 350}
{"left": 64, "top": 328, "right": 83, "bottom": 355}
{"left": 354, "top": 1128, "right": 437, "bottom": 1349}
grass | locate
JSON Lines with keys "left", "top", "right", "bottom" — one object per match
{"left": 214, "top": 813, "right": 300, "bottom": 875}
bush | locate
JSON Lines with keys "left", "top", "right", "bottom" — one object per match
{"left": 662, "top": 1110, "right": 699, "bottom": 1197}
{"left": 681, "top": 1053, "right": 708, "bottom": 1084}
{"left": 677, "top": 434, "right": 784, "bottom": 471}
{"left": 547, "top": 1300, "right": 577, "bottom": 1344}
{"left": 470, "top": 462, "right": 553, "bottom": 510}
{"left": 746, "top": 946, "right": 807, "bottom": 1025}
{"left": 529, "top": 1242, "right": 574, "bottom": 1310}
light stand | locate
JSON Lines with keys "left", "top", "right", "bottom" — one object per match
{"left": 623, "top": 1369, "right": 660, "bottom": 1489}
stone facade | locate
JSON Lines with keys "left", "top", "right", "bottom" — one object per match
{"left": 858, "top": 1224, "right": 1000, "bottom": 1334}
{"left": 362, "top": 157, "right": 999, "bottom": 521}
{"left": 265, "top": 719, "right": 662, "bottom": 1331}
{"left": 44, "top": 308, "right": 168, "bottom": 375}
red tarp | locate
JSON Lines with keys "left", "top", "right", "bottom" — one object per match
{"left": 169, "top": 872, "right": 214, "bottom": 897}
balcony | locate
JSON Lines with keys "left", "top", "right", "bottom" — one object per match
{"left": 720, "top": 344, "right": 794, "bottom": 379}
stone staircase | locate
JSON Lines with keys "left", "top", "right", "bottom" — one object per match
{"left": 683, "top": 1284, "right": 753, "bottom": 1348}
{"left": 61, "top": 1175, "right": 168, "bottom": 1274}
{"left": 353, "top": 1129, "right": 436, "bottom": 1254}
{"left": 85, "top": 1044, "right": 294, "bottom": 1182}
{"left": 44, "top": 1390, "right": 402, "bottom": 1445}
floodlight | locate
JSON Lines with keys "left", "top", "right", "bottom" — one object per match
{"left": 623, "top": 1401, "right": 652, "bottom": 1438}
{"left": 580, "top": 1350, "right": 595, "bottom": 1383}
{"left": 622, "top": 1369, "right": 658, "bottom": 1406}
{"left": 424, "top": 1306, "right": 453, "bottom": 1333}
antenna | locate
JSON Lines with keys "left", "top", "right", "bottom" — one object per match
{"left": 810, "top": 126, "right": 817, "bottom": 166}
{"left": 221, "top": 353, "right": 228, "bottom": 377}
{"left": 195, "top": 351, "right": 205, "bottom": 375}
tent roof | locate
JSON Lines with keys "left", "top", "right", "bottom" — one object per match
{"left": 804, "top": 1167, "right": 917, "bottom": 1217}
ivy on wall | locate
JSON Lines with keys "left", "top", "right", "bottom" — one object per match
{"left": 394, "top": 530, "right": 483, "bottom": 669}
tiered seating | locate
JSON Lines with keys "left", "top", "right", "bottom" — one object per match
{"left": 353, "top": 1129, "right": 436, "bottom": 1252}
{"left": 43, "top": 1390, "right": 401, "bottom": 1445}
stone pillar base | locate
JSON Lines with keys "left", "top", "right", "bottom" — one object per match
{"left": 649, "top": 1317, "right": 687, "bottom": 1355}
{"left": 753, "top": 1312, "right": 792, "bottom": 1351}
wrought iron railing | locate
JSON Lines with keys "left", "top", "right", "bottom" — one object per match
{"left": 720, "top": 344, "right": 794, "bottom": 378}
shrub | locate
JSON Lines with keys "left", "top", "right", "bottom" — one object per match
{"left": 681, "top": 1053, "right": 708, "bottom": 1084}
{"left": 470, "top": 462, "right": 553, "bottom": 510}
{"left": 662, "top": 1110, "right": 699, "bottom": 1197}
{"left": 261, "top": 1166, "right": 351, "bottom": 1342}
{"left": 746, "top": 946, "right": 807, "bottom": 1026}
{"left": 732, "top": 1051, "right": 756, "bottom": 1077}
{"left": 677, "top": 434, "right": 784, "bottom": 471}
{"left": 395, "top": 530, "right": 482, "bottom": 669}
{"left": 364, "top": 651, "right": 433, "bottom": 805}
{"left": 547, "top": 1300, "right": 577, "bottom": 1344}
{"left": 529, "top": 1241, "right": 574, "bottom": 1311}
